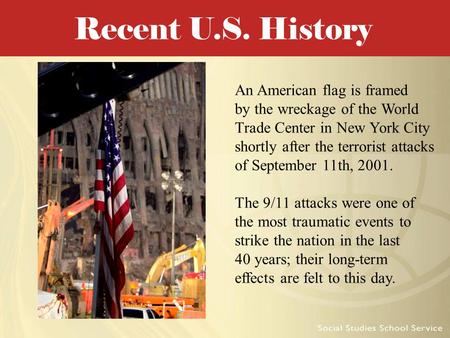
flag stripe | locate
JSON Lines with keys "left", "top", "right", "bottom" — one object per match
{"left": 115, "top": 226, "right": 135, "bottom": 257}
{"left": 115, "top": 211, "right": 133, "bottom": 244}
{"left": 113, "top": 200, "right": 131, "bottom": 229}
{"left": 112, "top": 175, "right": 126, "bottom": 200}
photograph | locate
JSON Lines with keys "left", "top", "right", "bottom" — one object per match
{"left": 37, "top": 62, "right": 206, "bottom": 319}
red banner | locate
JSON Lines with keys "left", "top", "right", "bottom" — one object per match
{"left": 1, "top": 0, "right": 449, "bottom": 55}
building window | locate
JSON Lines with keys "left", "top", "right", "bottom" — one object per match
{"left": 87, "top": 159, "right": 91, "bottom": 171}
{"left": 66, "top": 157, "right": 74, "bottom": 169}
{"left": 66, "top": 132, "right": 75, "bottom": 146}
{"left": 123, "top": 136, "right": 131, "bottom": 150}
{"left": 86, "top": 134, "right": 91, "bottom": 147}
{"left": 57, "top": 131, "right": 64, "bottom": 145}
{"left": 128, "top": 189, "right": 136, "bottom": 209}
{"left": 142, "top": 137, "right": 147, "bottom": 151}
{"left": 39, "top": 154, "right": 44, "bottom": 167}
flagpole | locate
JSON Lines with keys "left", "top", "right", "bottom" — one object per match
{"left": 91, "top": 216, "right": 102, "bottom": 318}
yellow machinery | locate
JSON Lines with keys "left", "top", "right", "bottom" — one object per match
{"left": 38, "top": 198, "right": 94, "bottom": 291}
{"left": 145, "top": 237, "right": 205, "bottom": 284}
{"left": 123, "top": 237, "right": 206, "bottom": 318}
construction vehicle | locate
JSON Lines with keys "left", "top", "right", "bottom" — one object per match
{"left": 38, "top": 198, "right": 94, "bottom": 291}
{"left": 121, "top": 237, "right": 206, "bottom": 318}
{"left": 37, "top": 197, "right": 94, "bottom": 318}
{"left": 145, "top": 237, "right": 206, "bottom": 284}
{"left": 38, "top": 198, "right": 94, "bottom": 290}
{"left": 121, "top": 294, "right": 196, "bottom": 319}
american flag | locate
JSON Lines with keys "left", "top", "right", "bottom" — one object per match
{"left": 94, "top": 99, "right": 134, "bottom": 318}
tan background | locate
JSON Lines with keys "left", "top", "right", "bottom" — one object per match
{"left": 0, "top": 57, "right": 449, "bottom": 337}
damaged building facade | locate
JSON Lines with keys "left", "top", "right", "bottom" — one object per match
{"left": 38, "top": 63, "right": 205, "bottom": 279}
